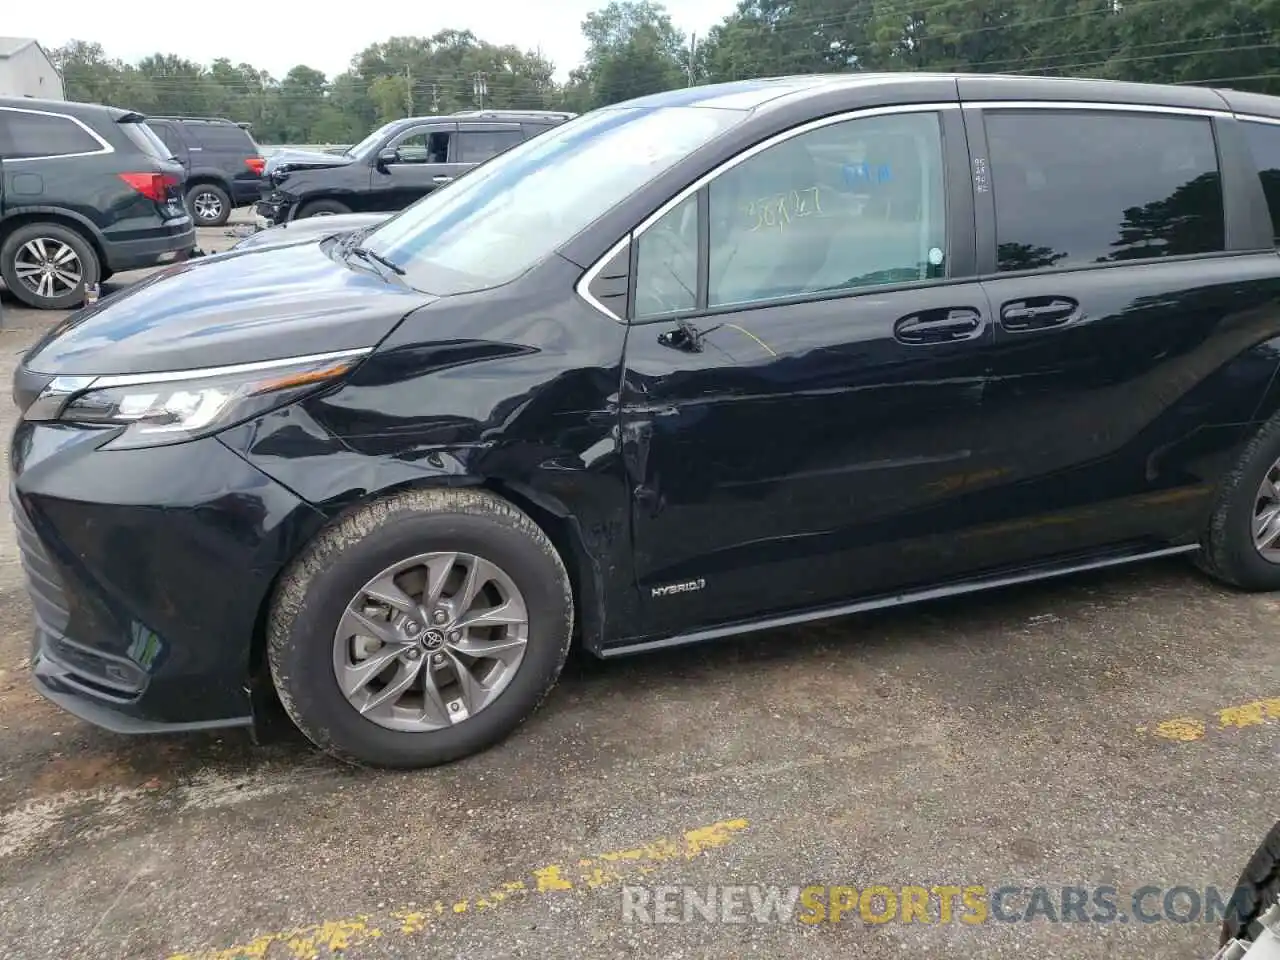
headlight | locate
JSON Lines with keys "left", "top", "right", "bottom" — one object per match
{"left": 27, "top": 349, "right": 369, "bottom": 449}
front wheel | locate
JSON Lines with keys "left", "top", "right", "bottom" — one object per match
{"left": 268, "top": 488, "right": 574, "bottom": 768}
{"left": 295, "top": 198, "right": 351, "bottom": 219}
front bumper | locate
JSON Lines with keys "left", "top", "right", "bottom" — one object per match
{"left": 255, "top": 192, "right": 295, "bottom": 224}
{"left": 11, "top": 420, "right": 327, "bottom": 731}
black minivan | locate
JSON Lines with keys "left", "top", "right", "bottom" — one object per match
{"left": 0, "top": 97, "right": 194, "bottom": 309}
{"left": 13, "top": 73, "right": 1280, "bottom": 768}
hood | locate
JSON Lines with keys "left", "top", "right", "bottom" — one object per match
{"left": 265, "top": 148, "right": 356, "bottom": 175}
{"left": 23, "top": 241, "right": 435, "bottom": 377}
{"left": 232, "top": 213, "right": 391, "bottom": 252}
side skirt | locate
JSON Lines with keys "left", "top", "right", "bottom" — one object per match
{"left": 599, "top": 543, "right": 1200, "bottom": 659}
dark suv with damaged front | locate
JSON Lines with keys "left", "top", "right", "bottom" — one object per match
{"left": 16, "top": 74, "right": 1280, "bottom": 770}
{"left": 255, "top": 109, "right": 574, "bottom": 223}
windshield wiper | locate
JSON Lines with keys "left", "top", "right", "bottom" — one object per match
{"left": 345, "top": 244, "right": 405, "bottom": 276}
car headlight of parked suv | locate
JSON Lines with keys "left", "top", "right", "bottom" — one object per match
{"left": 24, "top": 350, "right": 368, "bottom": 450}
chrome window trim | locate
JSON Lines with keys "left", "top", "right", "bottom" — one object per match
{"left": 1238, "top": 114, "right": 1280, "bottom": 127}
{"left": 576, "top": 236, "right": 632, "bottom": 324}
{"left": 1, "top": 106, "right": 114, "bottom": 163}
{"left": 24, "top": 348, "right": 373, "bottom": 421}
{"left": 972, "top": 99, "right": 1232, "bottom": 119}
{"left": 574, "top": 101, "right": 960, "bottom": 323}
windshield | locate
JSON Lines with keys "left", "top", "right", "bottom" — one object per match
{"left": 345, "top": 122, "right": 400, "bottom": 159}
{"left": 361, "top": 105, "right": 746, "bottom": 296}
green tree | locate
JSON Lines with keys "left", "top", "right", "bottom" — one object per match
{"left": 577, "top": 1, "right": 688, "bottom": 107}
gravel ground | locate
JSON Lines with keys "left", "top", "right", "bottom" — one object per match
{"left": 0, "top": 211, "right": 1276, "bottom": 959}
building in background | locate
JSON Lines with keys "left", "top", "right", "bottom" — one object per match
{"left": 0, "top": 38, "right": 64, "bottom": 100}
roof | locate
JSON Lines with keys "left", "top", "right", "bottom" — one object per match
{"left": 0, "top": 37, "right": 37, "bottom": 58}
{"left": 609, "top": 71, "right": 1255, "bottom": 115}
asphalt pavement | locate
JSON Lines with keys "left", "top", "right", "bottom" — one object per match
{"left": 0, "top": 211, "right": 1276, "bottom": 959}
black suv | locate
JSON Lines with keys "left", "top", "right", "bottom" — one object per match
{"left": 146, "top": 116, "right": 265, "bottom": 227}
{"left": 0, "top": 97, "right": 193, "bottom": 310}
{"left": 255, "top": 109, "right": 574, "bottom": 224}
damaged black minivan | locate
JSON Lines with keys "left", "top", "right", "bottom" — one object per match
{"left": 14, "top": 73, "right": 1280, "bottom": 768}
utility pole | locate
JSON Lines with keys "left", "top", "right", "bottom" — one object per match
{"left": 473, "top": 71, "right": 487, "bottom": 109}
{"left": 431, "top": 83, "right": 440, "bottom": 112}
{"left": 404, "top": 65, "right": 414, "bottom": 116}
{"left": 688, "top": 32, "right": 697, "bottom": 87}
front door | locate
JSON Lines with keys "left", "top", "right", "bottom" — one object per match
{"left": 371, "top": 122, "right": 463, "bottom": 211}
{"left": 965, "top": 100, "right": 1280, "bottom": 567}
{"left": 621, "top": 106, "right": 1003, "bottom": 634}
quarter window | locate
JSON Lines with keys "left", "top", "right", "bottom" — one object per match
{"left": 0, "top": 110, "right": 102, "bottom": 159}
{"left": 1243, "top": 120, "right": 1280, "bottom": 245}
{"left": 985, "top": 111, "right": 1225, "bottom": 272}
{"left": 632, "top": 110, "right": 948, "bottom": 319}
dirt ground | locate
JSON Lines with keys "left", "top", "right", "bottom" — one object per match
{"left": 0, "top": 213, "right": 1276, "bottom": 959}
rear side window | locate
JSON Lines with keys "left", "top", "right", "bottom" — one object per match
{"left": 151, "top": 122, "right": 184, "bottom": 153}
{"left": 985, "top": 110, "right": 1225, "bottom": 271}
{"left": 456, "top": 129, "right": 523, "bottom": 163}
{"left": 191, "top": 123, "right": 258, "bottom": 153}
{"left": 0, "top": 109, "right": 102, "bottom": 159}
{"left": 1243, "top": 120, "right": 1280, "bottom": 245}
{"left": 119, "top": 121, "right": 173, "bottom": 161}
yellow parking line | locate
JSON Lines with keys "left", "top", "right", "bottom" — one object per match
{"left": 167, "top": 817, "right": 750, "bottom": 960}
{"left": 1138, "top": 697, "right": 1280, "bottom": 742}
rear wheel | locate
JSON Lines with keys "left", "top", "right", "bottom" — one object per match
{"left": 1198, "top": 412, "right": 1280, "bottom": 590}
{"left": 295, "top": 198, "right": 351, "bottom": 219}
{"left": 0, "top": 222, "right": 99, "bottom": 310}
{"left": 267, "top": 488, "right": 574, "bottom": 769}
{"left": 187, "top": 183, "right": 232, "bottom": 227}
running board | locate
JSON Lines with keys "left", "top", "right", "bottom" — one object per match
{"left": 600, "top": 544, "right": 1199, "bottom": 658}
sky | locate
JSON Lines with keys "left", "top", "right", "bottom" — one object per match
{"left": 15, "top": 0, "right": 737, "bottom": 82}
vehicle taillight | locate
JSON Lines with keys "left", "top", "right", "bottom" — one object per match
{"left": 245, "top": 156, "right": 265, "bottom": 175}
{"left": 119, "top": 172, "right": 178, "bottom": 202}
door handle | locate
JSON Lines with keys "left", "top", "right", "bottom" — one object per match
{"left": 432, "top": 175, "right": 454, "bottom": 184}
{"left": 1000, "top": 297, "right": 1079, "bottom": 332}
{"left": 893, "top": 307, "right": 983, "bottom": 345}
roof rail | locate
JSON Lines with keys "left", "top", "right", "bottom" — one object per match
{"left": 150, "top": 115, "right": 247, "bottom": 126}
{"left": 450, "top": 109, "right": 576, "bottom": 119}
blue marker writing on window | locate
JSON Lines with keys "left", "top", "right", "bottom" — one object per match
{"left": 842, "top": 163, "right": 893, "bottom": 186}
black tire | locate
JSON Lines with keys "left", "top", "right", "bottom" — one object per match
{"left": 1220, "top": 820, "right": 1280, "bottom": 944}
{"left": 186, "top": 183, "right": 232, "bottom": 227}
{"left": 267, "top": 487, "right": 574, "bottom": 769}
{"left": 295, "top": 198, "right": 352, "bottom": 219}
{"left": 1197, "top": 411, "right": 1280, "bottom": 590}
{"left": 0, "top": 221, "right": 100, "bottom": 310}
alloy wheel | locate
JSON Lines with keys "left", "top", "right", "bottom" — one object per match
{"left": 332, "top": 551, "right": 530, "bottom": 732}
{"left": 192, "top": 191, "right": 223, "bottom": 223}
{"left": 1253, "top": 459, "right": 1280, "bottom": 562}
{"left": 12, "top": 237, "right": 82, "bottom": 302}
